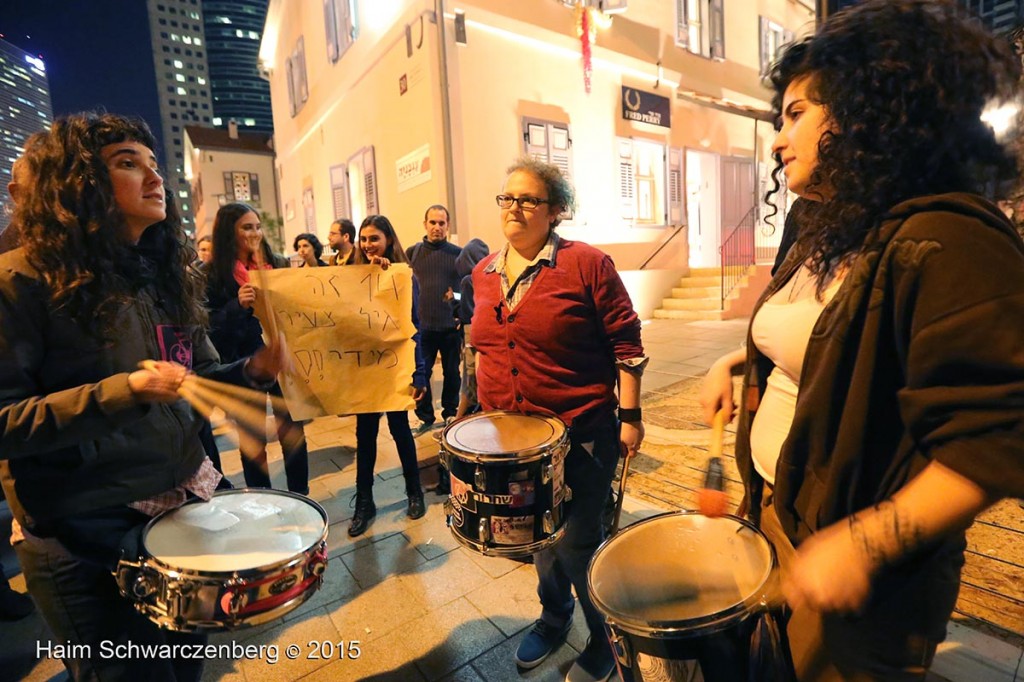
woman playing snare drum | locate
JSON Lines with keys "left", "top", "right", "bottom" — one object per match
{"left": 472, "top": 157, "right": 646, "bottom": 681}
{"left": 0, "top": 113, "right": 289, "bottom": 681}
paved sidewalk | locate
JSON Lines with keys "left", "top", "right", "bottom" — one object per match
{"left": 1, "top": 319, "right": 1018, "bottom": 681}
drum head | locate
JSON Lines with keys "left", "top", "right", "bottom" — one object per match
{"left": 143, "top": 490, "right": 326, "bottom": 573}
{"left": 442, "top": 411, "right": 566, "bottom": 460}
{"left": 589, "top": 512, "right": 772, "bottom": 630}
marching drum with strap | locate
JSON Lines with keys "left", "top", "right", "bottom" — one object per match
{"left": 440, "top": 410, "right": 571, "bottom": 558}
{"left": 116, "top": 489, "right": 328, "bottom": 632}
{"left": 588, "top": 512, "right": 779, "bottom": 682}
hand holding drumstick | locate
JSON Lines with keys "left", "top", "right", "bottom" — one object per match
{"left": 698, "top": 408, "right": 730, "bottom": 517}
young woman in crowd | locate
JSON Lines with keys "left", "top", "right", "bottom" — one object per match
{"left": 700, "top": 2, "right": 1024, "bottom": 679}
{"left": 293, "top": 232, "right": 326, "bottom": 267}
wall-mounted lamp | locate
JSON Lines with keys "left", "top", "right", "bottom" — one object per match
{"left": 454, "top": 10, "right": 467, "bottom": 45}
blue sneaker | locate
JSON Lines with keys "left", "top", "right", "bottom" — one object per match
{"left": 565, "top": 636, "right": 615, "bottom": 682}
{"left": 514, "top": 617, "right": 573, "bottom": 669}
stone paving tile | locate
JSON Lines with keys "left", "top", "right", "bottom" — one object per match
{"left": 397, "top": 548, "right": 494, "bottom": 612}
{"left": 439, "top": 663, "right": 489, "bottom": 682}
{"left": 464, "top": 564, "right": 543, "bottom": 637}
{"left": 299, "top": 633, "right": 424, "bottom": 682}
{"left": 403, "top": 598, "right": 508, "bottom": 681}
{"left": 341, "top": 531, "right": 430, "bottom": 589}
{"left": 236, "top": 606, "right": 342, "bottom": 681}
{"left": 404, "top": 503, "right": 463, "bottom": 561}
{"left": 326, "top": 574, "right": 429, "bottom": 644}
{"left": 458, "top": 546, "right": 526, "bottom": 579}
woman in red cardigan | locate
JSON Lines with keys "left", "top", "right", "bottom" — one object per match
{"left": 472, "top": 158, "right": 645, "bottom": 682}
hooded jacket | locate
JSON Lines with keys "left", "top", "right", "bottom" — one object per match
{"left": 738, "top": 193, "right": 1024, "bottom": 544}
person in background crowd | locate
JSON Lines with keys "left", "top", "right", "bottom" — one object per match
{"left": 700, "top": 2, "right": 1024, "bottom": 679}
{"left": 206, "top": 202, "right": 310, "bottom": 495}
{"left": 327, "top": 218, "right": 356, "bottom": 266}
{"left": 348, "top": 215, "right": 428, "bottom": 536}
{"left": 0, "top": 112, "right": 290, "bottom": 680}
{"left": 195, "top": 235, "right": 213, "bottom": 267}
{"left": 407, "top": 205, "right": 462, "bottom": 430}
{"left": 452, "top": 237, "right": 489, "bottom": 419}
{"left": 473, "top": 158, "right": 645, "bottom": 682}
{"left": 294, "top": 232, "right": 327, "bottom": 267}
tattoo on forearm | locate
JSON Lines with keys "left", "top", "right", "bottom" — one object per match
{"left": 847, "top": 501, "right": 926, "bottom": 568}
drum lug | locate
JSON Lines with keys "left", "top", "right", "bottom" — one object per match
{"left": 542, "top": 464, "right": 552, "bottom": 484}
{"left": 565, "top": 485, "right": 573, "bottom": 502}
{"left": 543, "top": 510, "right": 554, "bottom": 534}
{"left": 131, "top": 574, "right": 157, "bottom": 600}
{"left": 474, "top": 466, "right": 486, "bottom": 491}
{"left": 478, "top": 518, "right": 491, "bottom": 544}
{"left": 608, "top": 624, "right": 632, "bottom": 668}
{"left": 443, "top": 498, "right": 453, "bottom": 521}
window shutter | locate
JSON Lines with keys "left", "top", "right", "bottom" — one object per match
{"left": 667, "top": 147, "right": 684, "bottom": 225}
{"left": 523, "top": 121, "right": 549, "bottom": 163}
{"left": 362, "top": 146, "right": 379, "bottom": 215}
{"left": 675, "top": 0, "right": 689, "bottom": 49}
{"left": 250, "top": 174, "right": 261, "bottom": 206}
{"left": 296, "top": 37, "right": 309, "bottom": 103}
{"left": 342, "top": 0, "right": 358, "bottom": 46}
{"left": 223, "top": 171, "right": 234, "bottom": 199}
{"left": 618, "top": 138, "right": 635, "bottom": 221}
{"left": 710, "top": 0, "right": 725, "bottom": 60}
{"left": 324, "top": 0, "right": 339, "bottom": 63}
{"left": 759, "top": 17, "right": 770, "bottom": 76}
{"left": 285, "top": 57, "right": 296, "bottom": 116}
{"left": 329, "top": 164, "right": 350, "bottom": 220}
{"left": 549, "top": 124, "right": 573, "bottom": 184}
{"left": 303, "top": 186, "right": 315, "bottom": 231}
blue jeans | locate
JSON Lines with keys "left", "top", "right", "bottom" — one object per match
{"left": 415, "top": 329, "right": 462, "bottom": 423}
{"left": 15, "top": 525, "right": 207, "bottom": 681}
{"left": 536, "top": 418, "right": 619, "bottom": 646}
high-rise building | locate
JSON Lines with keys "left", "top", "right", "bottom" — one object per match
{"left": 146, "top": 0, "right": 215, "bottom": 234}
{"left": 961, "top": 0, "right": 1024, "bottom": 33}
{"left": 202, "top": 0, "right": 273, "bottom": 134}
{"left": 0, "top": 38, "right": 53, "bottom": 232}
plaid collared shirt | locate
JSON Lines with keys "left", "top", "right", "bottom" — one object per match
{"left": 484, "top": 231, "right": 560, "bottom": 310}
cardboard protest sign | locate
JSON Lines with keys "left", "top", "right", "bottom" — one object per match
{"left": 251, "top": 264, "right": 417, "bottom": 420}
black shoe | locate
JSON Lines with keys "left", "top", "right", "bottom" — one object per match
{"left": 407, "top": 493, "right": 426, "bottom": 519}
{"left": 347, "top": 492, "right": 376, "bottom": 537}
{"left": 0, "top": 585, "right": 34, "bottom": 621}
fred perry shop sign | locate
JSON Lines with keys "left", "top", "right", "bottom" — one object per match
{"left": 621, "top": 87, "right": 671, "bottom": 129}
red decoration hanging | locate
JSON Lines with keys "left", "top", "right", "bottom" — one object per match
{"left": 580, "top": 5, "right": 593, "bottom": 93}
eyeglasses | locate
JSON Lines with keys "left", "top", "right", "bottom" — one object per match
{"left": 495, "top": 194, "right": 550, "bottom": 210}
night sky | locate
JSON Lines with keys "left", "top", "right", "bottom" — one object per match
{"left": 2, "top": 1, "right": 168, "bottom": 164}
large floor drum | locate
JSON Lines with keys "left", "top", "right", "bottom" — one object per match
{"left": 588, "top": 512, "right": 776, "bottom": 681}
{"left": 441, "top": 411, "right": 570, "bottom": 558}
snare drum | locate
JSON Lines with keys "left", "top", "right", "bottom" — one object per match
{"left": 440, "top": 411, "right": 570, "bottom": 558}
{"left": 588, "top": 512, "right": 776, "bottom": 682}
{"left": 116, "top": 489, "right": 328, "bottom": 632}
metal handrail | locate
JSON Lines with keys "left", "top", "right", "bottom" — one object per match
{"left": 638, "top": 223, "right": 687, "bottom": 271}
{"left": 719, "top": 205, "right": 757, "bottom": 308}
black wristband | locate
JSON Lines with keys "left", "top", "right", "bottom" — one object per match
{"left": 618, "top": 407, "right": 642, "bottom": 422}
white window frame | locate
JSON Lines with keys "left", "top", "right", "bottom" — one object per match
{"left": 347, "top": 146, "right": 379, "bottom": 226}
{"left": 286, "top": 36, "right": 309, "bottom": 117}
{"left": 522, "top": 117, "right": 574, "bottom": 222}
{"left": 617, "top": 138, "right": 683, "bottom": 227}
{"left": 222, "top": 171, "right": 262, "bottom": 206}
{"left": 676, "top": 0, "right": 725, "bottom": 61}
{"left": 759, "top": 16, "right": 795, "bottom": 77}
{"left": 324, "top": 0, "right": 358, "bottom": 64}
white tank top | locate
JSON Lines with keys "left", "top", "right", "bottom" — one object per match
{"left": 750, "top": 264, "right": 844, "bottom": 484}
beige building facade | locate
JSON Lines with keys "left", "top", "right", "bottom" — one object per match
{"left": 261, "top": 0, "right": 813, "bottom": 312}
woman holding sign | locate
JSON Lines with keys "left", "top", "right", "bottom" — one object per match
{"left": 206, "top": 202, "right": 310, "bottom": 494}
{"left": 348, "top": 215, "right": 428, "bottom": 536}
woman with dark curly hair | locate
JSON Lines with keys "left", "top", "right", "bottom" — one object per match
{"left": 293, "top": 231, "right": 326, "bottom": 267}
{"left": 0, "top": 113, "right": 289, "bottom": 680}
{"left": 206, "top": 202, "right": 310, "bottom": 494}
{"left": 700, "top": 1, "right": 1024, "bottom": 679}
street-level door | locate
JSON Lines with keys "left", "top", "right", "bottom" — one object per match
{"left": 686, "top": 148, "right": 720, "bottom": 268}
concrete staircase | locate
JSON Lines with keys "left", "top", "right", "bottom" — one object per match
{"left": 653, "top": 267, "right": 725, "bottom": 321}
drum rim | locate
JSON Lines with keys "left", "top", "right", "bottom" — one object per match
{"left": 140, "top": 489, "right": 329, "bottom": 578}
{"left": 587, "top": 511, "right": 776, "bottom": 637}
{"left": 441, "top": 410, "right": 568, "bottom": 462}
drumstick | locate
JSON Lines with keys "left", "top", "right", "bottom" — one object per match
{"left": 187, "top": 374, "right": 289, "bottom": 413}
{"left": 698, "top": 408, "right": 730, "bottom": 517}
{"left": 607, "top": 453, "right": 632, "bottom": 537}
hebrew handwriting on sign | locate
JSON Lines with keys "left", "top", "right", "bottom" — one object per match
{"left": 251, "top": 264, "right": 417, "bottom": 419}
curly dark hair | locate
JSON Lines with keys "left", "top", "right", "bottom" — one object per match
{"left": 207, "top": 201, "right": 274, "bottom": 291}
{"left": 353, "top": 215, "right": 409, "bottom": 264}
{"left": 766, "top": 0, "right": 1020, "bottom": 292}
{"left": 505, "top": 157, "right": 576, "bottom": 228}
{"left": 293, "top": 232, "right": 324, "bottom": 260}
{"left": 9, "top": 112, "right": 205, "bottom": 336}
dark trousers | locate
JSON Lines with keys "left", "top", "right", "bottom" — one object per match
{"left": 535, "top": 419, "right": 619, "bottom": 650}
{"left": 415, "top": 329, "right": 462, "bottom": 423}
{"left": 238, "top": 388, "right": 309, "bottom": 495}
{"left": 197, "top": 419, "right": 221, "bottom": 473}
{"left": 355, "top": 412, "right": 423, "bottom": 496}
{"left": 16, "top": 524, "right": 206, "bottom": 682}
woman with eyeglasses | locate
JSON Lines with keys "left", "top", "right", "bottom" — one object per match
{"left": 472, "top": 158, "right": 645, "bottom": 682}
{"left": 347, "top": 215, "right": 428, "bottom": 536}
{"left": 699, "top": 1, "right": 1024, "bottom": 679}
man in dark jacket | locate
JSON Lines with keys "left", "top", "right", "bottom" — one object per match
{"left": 406, "top": 204, "right": 462, "bottom": 429}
